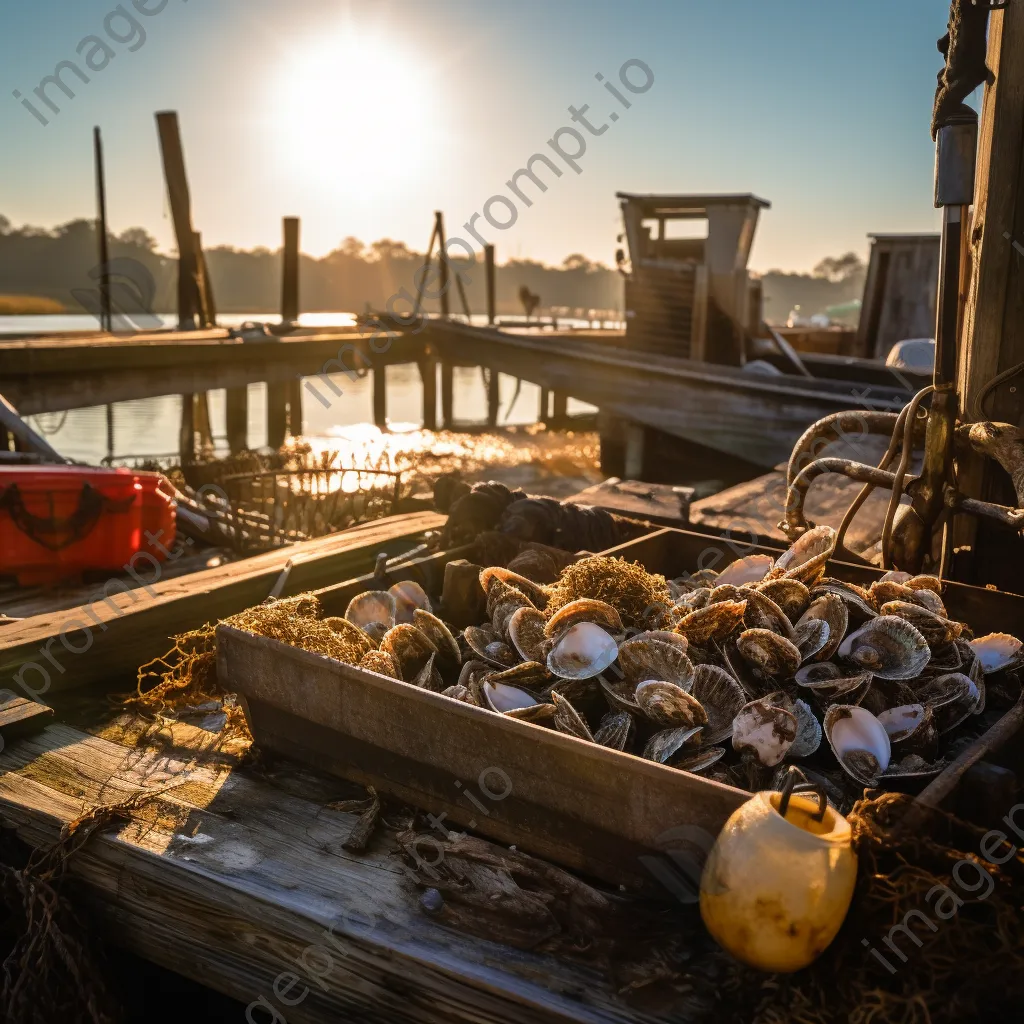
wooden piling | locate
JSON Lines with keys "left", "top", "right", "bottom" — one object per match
{"left": 194, "top": 392, "right": 214, "bottom": 453}
{"left": 551, "top": 391, "right": 568, "bottom": 428}
{"left": 436, "top": 211, "right": 450, "bottom": 318}
{"left": 179, "top": 392, "right": 195, "bottom": 465}
{"left": 624, "top": 424, "right": 646, "bottom": 479}
{"left": 225, "top": 386, "right": 248, "bottom": 454}
{"left": 486, "top": 368, "right": 500, "bottom": 428}
{"left": 267, "top": 381, "right": 289, "bottom": 450}
{"left": 373, "top": 366, "right": 388, "bottom": 430}
{"left": 105, "top": 404, "right": 114, "bottom": 461}
{"left": 441, "top": 361, "right": 454, "bottom": 429}
{"left": 954, "top": 3, "right": 1024, "bottom": 589}
{"left": 420, "top": 355, "right": 438, "bottom": 431}
{"left": 281, "top": 217, "right": 300, "bottom": 325}
{"left": 193, "top": 232, "right": 216, "bottom": 329}
{"left": 156, "top": 112, "right": 202, "bottom": 330}
{"left": 485, "top": 244, "right": 496, "bottom": 325}
{"left": 287, "top": 376, "right": 303, "bottom": 436}
{"left": 93, "top": 127, "right": 112, "bottom": 332}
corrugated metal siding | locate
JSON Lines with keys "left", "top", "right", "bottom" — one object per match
{"left": 624, "top": 265, "right": 697, "bottom": 358}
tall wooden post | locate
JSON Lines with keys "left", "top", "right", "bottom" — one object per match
{"left": 179, "top": 392, "right": 195, "bottom": 466}
{"left": 156, "top": 112, "right": 202, "bottom": 330}
{"left": 436, "top": 211, "right": 449, "bottom": 318}
{"left": 373, "top": 366, "right": 388, "bottom": 430}
{"left": 551, "top": 391, "right": 568, "bottom": 427}
{"left": 539, "top": 388, "right": 551, "bottom": 425}
{"left": 420, "top": 354, "right": 438, "bottom": 431}
{"left": 486, "top": 368, "right": 500, "bottom": 427}
{"left": 485, "top": 244, "right": 496, "bottom": 325}
{"left": 93, "top": 127, "right": 112, "bottom": 332}
{"left": 226, "top": 386, "right": 248, "bottom": 454}
{"left": 441, "top": 362, "right": 454, "bottom": 429}
{"left": 194, "top": 391, "right": 214, "bottom": 453}
{"left": 287, "top": 376, "right": 303, "bottom": 436}
{"left": 195, "top": 231, "right": 217, "bottom": 327}
{"left": 105, "top": 404, "right": 115, "bottom": 461}
{"left": 954, "top": 3, "right": 1024, "bottom": 588}
{"left": 281, "top": 217, "right": 300, "bottom": 325}
{"left": 267, "top": 381, "right": 289, "bottom": 449}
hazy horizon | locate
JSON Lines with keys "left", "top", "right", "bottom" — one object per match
{"left": 3, "top": 0, "right": 954, "bottom": 273}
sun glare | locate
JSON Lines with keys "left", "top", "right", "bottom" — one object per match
{"left": 270, "top": 25, "right": 437, "bottom": 196}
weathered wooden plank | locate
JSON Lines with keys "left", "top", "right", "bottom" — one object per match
{"left": 0, "top": 723, "right": 683, "bottom": 1024}
{"left": 0, "top": 512, "right": 443, "bottom": 696}
{"left": 0, "top": 695, "right": 53, "bottom": 742}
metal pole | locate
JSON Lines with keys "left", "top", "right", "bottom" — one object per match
{"left": 93, "top": 127, "right": 112, "bottom": 332}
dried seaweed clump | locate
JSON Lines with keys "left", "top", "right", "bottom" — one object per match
{"left": 545, "top": 556, "right": 671, "bottom": 628}
{"left": 223, "top": 593, "right": 367, "bottom": 665}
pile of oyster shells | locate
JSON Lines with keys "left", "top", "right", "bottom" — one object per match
{"left": 333, "top": 526, "right": 1023, "bottom": 798}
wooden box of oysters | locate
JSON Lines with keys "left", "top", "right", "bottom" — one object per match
{"left": 216, "top": 526, "right": 1024, "bottom": 891}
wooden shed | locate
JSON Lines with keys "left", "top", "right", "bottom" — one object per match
{"left": 855, "top": 232, "right": 940, "bottom": 359}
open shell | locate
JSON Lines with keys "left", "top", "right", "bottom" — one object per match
{"left": 878, "top": 600, "right": 961, "bottom": 646}
{"left": 412, "top": 610, "right": 461, "bottom": 672}
{"left": 643, "top": 725, "right": 703, "bottom": 765}
{"left": 389, "top": 580, "right": 432, "bottom": 623}
{"left": 617, "top": 633, "right": 694, "bottom": 690}
{"left": 690, "top": 664, "right": 746, "bottom": 744}
{"left": 636, "top": 680, "right": 708, "bottom": 729}
{"left": 546, "top": 621, "right": 619, "bottom": 679}
{"left": 483, "top": 679, "right": 539, "bottom": 713}
{"left": 837, "top": 615, "right": 931, "bottom": 680}
{"left": 345, "top": 590, "right": 397, "bottom": 630}
{"left": 507, "top": 606, "right": 550, "bottom": 663}
{"left": 380, "top": 623, "right": 437, "bottom": 681}
{"left": 969, "top": 633, "right": 1023, "bottom": 674}
{"left": 322, "top": 617, "right": 376, "bottom": 659}
{"left": 791, "top": 618, "right": 831, "bottom": 662}
{"left": 768, "top": 692, "right": 821, "bottom": 758}
{"left": 809, "top": 579, "right": 878, "bottom": 622}
{"left": 593, "top": 710, "right": 634, "bottom": 751}
{"left": 742, "top": 589, "right": 795, "bottom": 638}
{"left": 463, "top": 625, "right": 519, "bottom": 668}
{"left": 675, "top": 746, "right": 727, "bottom": 773}
{"left": 755, "top": 577, "right": 811, "bottom": 622}
{"left": 479, "top": 567, "right": 549, "bottom": 608}
{"left": 715, "top": 554, "right": 775, "bottom": 587}
{"left": 824, "top": 705, "right": 891, "bottom": 785}
{"left": 877, "top": 703, "right": 938, "bottom": 759}
{"left": 674, "top": 600, "right": 747, "bottom": 645}
{"left": 599, "top": 675, "right": 641, "bottom": 714}
{"left": 544, "top": 598, "right": 623, "bottom": 640}
{"left": 772, "top": 525, "right": 836, "bottom": 585}
{"left": 796, "top": 593, "right": 848, "bottom": 662}
{"left": 487, "top": 580, "right": 536, "bottom": 638}
{"left": 550, "top": 691, "right": 595, "bottom": 741}
{"left": 731, "top": 697, "right": 796, "bottom": 766}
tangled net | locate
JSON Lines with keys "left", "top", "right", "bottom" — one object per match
{"left": 545, "top": 556, "right": 671, "bottom": 629}
{"left": 703, "top": 792, "right": 1024, "bottom": 1024}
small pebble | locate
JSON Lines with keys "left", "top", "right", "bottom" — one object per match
{"left": 421, "top": 888, "right": 445, "bottom": 915}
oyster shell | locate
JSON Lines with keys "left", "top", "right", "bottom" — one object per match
{"left": 796, "top": 593, "right": 848, "bottom": 662}
{"left": 675, "top": 746, "right": 727, "bottom": 773}
{"left": 731, "top": 697, "right": 797, "bottom": 766}
{"left": 593, "top": 710, "right": 634, "bottom": 751}
{"left": 322, "top": 617, "right": 376, "bottom": 659}
{"left": 809, "top": 579, "right": 878, "bottom": 621}
{"left": 636, "top": 680, "right": 708, "bottom": 729}
{"left": 463, "top": 625, "right": 519, "bottom": 668}
{"left": 791, "top": 618, "right": 831, "bottom": 662}
{"left": 412, "top": 609, "right": 461, "bottom": 672}
{"left": 617, "top": 633, "right": 694, "bottom": 690}
{"left": 487, "top": 661, "right": 551, "bottom": 689}
{"left": 357, "top": 649, "right": 401, "bottom": 680}
{"left": 768, "top": 691, "right": 822, "bottom": 758}
{"left": 550, "top": 691, "right": 595, "bottom": 741}
{"left": 643, "top": 725, "right": 703, "bottom": 765}
{"left": 345, "top": 590, "right": 397, "bottom": 630}
{"left": 742, "top": 589, "right": 795, "bottom": 638}
{"left": 912, "top": 671, "right": 972, "bottom": 709}
{"left": 410, "top": 651, "right": 443, "bottom": 690}
{"left": 877, "top": 703, "right": 938, "bottom": 759}
{"left": 361, "top": 621, "right": 389, "bottom": 646}
{"left": 674, "top": 599, "right": 747, "bottom": 645}
{"left": 507, "top": 606, "right": 550, "bottom": 663}
{"left": 544, "top": 598, "right": 623, "bottom": 640}
{"left": 389, "top": 580, "right": 431, "bottom": 623}
{"left": 442, "top": 682, "right": 474, "bottom": 703}
{"left": 546, "top": 621, "right": 619, "bottom": 679}
{"left": 483, "top": 679, "right": 538, "bottom": 713}
{"left": 715, "top": 553, "right": 775, "bottom": 587}
{"left": 878, "top": 601, "right": 961, "bottom": 646}
{"left": 793, "top": 663, "right": 872, "bottom": 703}
{"left": 756, "top": 577, "right": 810, "bottom": 622}
{"left": 673, "top": 588, "right": 711, "bottom": 614}
{"left": 599, "top": 674, "right": 641, "bottom": 714}
{"left": 736, "top": 628, "right": 802, "bottom": 678}
{"left": 479, "top": 567, "right": 549, "bottom": 608}
{"left": 380, "top": 623, "right": 437, "bottom": 681}
{"left": 837, "top": 615, "right": 931, "bottom": 680}
{"left": 690, "top": 664, "right": 746, "bottom": 744}
{"left": 969, "top": 633, "right": 1023, "bottom": 674}
{"left": 487, "top": 580, "right": 536, "bottom": 637}
{"left": 772, "top": 525, "right": 836, "bottom": 585}
{"left": 909, "top": 588, "right": 947, "bottom": 616}
{"left": 824, "top": 705, "right": 891, "bottom": 785}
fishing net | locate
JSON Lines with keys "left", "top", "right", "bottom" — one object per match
{"left": 545, "top": 555, "right": 671, "bottom": 628}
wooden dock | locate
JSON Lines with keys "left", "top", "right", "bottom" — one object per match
{"left": 0, "top": 716, "right": 699, "bottom": 1024}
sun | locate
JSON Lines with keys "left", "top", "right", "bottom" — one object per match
{"left": 269, "top": 24, "right": 437, "bottom": 196}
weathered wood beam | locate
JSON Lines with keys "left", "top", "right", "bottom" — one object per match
{"left": 282, "top": 216, "right": 301, "bottom": 325}
{"left": 267, "top": 380, "right": 289, "bottom": 449}
{"left": 441, "top": 361, "right": 454, "bottom": 429}
{"left": 225, "top": 385, "right": 248, "bottom": 454}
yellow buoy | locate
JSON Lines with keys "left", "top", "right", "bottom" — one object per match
{"left": 699, "top": 775, "right": 857, "bottom": 973}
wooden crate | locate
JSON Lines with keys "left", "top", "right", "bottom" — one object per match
{"left": 217, "top": 526, "right": 1024, "bottom": 893}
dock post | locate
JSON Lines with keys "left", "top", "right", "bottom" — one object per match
{"left": 551, "top": 391, "right": 568, "bottom": 428}
{"left": 419, "top": 354, "right": 438, "bottom": 431}
{"left": 179, "top": 393, "right": 195, "bottom": 466}
{"left": 486, "top": 368, "right": 500, "bottom": 427}
{"left": 105, "top": 404, "right": 115, "bottom": 461}
{"left": 441, "top": 361, "right": 454, "bottom": 429}
{"left": 281, "top": 217, "right": 300, "bottom": 326}
{"left": 624, "top": 424, "right": 646, "bottom": 479}
{"left": 373, "top": 366, "right": 388, "bottom": 430}
{"left": 194, "top": 392, "right": 214, "bottom": 454}
{"left": 539, "top": 388, "right": 551, "bottom": 425}
{"left": 436, "top": 211, "right": 450, "bottom": 319}
{"left": 93, "top": 127, "right": 112, "bottom": 332}
{"left": 287, "top": 376, "right": 303, "bottom": 436}
{"left": 267, "top": 381, "right": 288, "bottom": 449}
{"left": 485, "top": 244, "right": 496, "bottom": 325}
{"left": 226, "top": 386, "right": 248, "bottom": 454}
{"left": 155, "top": 112, "right": 202, "bottom": 330}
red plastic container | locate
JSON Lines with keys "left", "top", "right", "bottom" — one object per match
{"left": 0, "top": 466, "right": 177, "bottom": 586}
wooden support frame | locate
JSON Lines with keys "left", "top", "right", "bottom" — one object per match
{"left": 282, "top": 216, "right": 301, "bottom": 324}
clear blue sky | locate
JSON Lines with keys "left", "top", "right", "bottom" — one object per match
{"left": 1, "top": 0, "right": 955, "bottom": 271}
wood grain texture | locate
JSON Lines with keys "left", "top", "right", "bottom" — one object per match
{"left": 0, "top": 512, "right": 442, "bottom": 694}
{"left": 0, "top": 722, "right": 692, "bottom": 1024}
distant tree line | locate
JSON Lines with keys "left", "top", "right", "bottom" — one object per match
{"left": 0, "top": 214, "right": 865, "bottom": 324}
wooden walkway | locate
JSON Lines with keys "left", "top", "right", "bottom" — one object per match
{"left": 0, "top": 716, "right": 697, "bottom": 1024}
